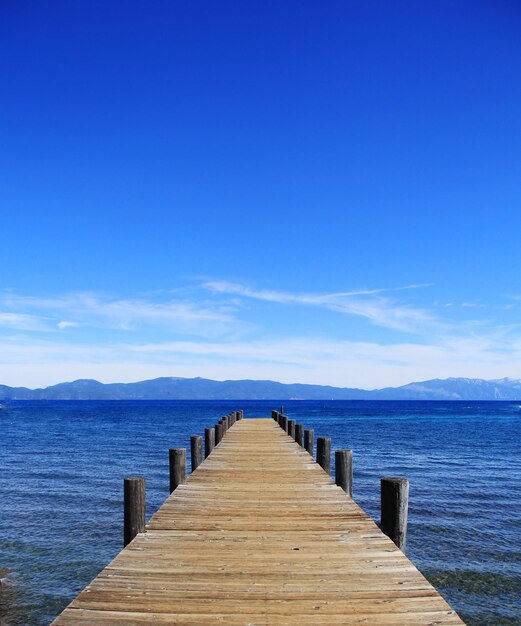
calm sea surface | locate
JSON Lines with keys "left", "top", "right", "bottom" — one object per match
{"left": 0, "top": 400, "right": 520, "bottom": 625}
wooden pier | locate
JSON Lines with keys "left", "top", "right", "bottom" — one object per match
{"left": 53, "top": 416, "right": 464, "bottom": 625}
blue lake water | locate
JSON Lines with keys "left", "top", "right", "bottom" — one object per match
{"left": 0, "top": 400, "right": 520, "bottom": 625}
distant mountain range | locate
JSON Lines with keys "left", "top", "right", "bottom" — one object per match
{"left": 2, "top": 376, "right": 521, "bottom": 400}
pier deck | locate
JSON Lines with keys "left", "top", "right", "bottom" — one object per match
{"left": 53, "top": 418, "right": 464, "bottom": 625}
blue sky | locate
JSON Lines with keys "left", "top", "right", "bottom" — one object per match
{"left": 1, "top": 0, "right": 521, "bottom": 388}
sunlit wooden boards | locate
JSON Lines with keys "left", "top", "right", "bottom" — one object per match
{"left": 53, "top": 418, "right": 465, "bottom": 625}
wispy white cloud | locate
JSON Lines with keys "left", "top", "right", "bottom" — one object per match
{"left": 203, "top": 280, "right": 436, "bottom": 334}
{"left": 461, "top": 302, "right": 485, "bottom": 309}
{"left": 0, "top": 312, "right": 50, "bottom": 332}
{"left": 57, "top": 321, "right": 80, "bottom": 329}
{"left": 0, "top": 291, "right": 240, "bottom": 337}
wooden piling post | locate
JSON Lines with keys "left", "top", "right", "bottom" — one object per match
{"left": 215, "top": 422, "right": 223, "bottom": 445}
{"left": 272, "top": 410, "right": 278, "bottom": 421}
{"left": 304, "top": 428, "right": 314, "bottom": 455}
{"left": 205, "top": 427, "right": 215, "bottom": 458}
{"left": 169, "top": 448, "right": 186, "bottom": 494}
{"left": 381, "top": 477, "right": 409, "bottom": 551}
{"left": 317, "top": 437, "right": 331, "bottom": 474}
{"left": 295, "top": 423, "right": 303, "bottom": 446}
{"left": 335, "top": 450, "right": 353, "bottom": 496}
{"left": 281, "top": 415, "right": 288, "bottom": 433}
{"left": 190, "top": 435, "right": 202, "bottom": 472}
{"left": 123, "top": 476, "right": 146, "bottom": 547}
{"left": 287, "top": 419, "right": 295, "bottom": 438}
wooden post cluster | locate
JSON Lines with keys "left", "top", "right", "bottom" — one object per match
{"left": 275, "top": 411, "right": 302, "bottom": 445}
{"left": 276, "top": 412, "right": 289, "bottom": 433}
{"left": 271, "top": 408, "right": 409, "bottom": 551}
{"left": 381, "top": 477, "right": 409, "bottom": 551}
{"left": 276, "top": 408, "right": 411, "bottom": 551}
{"left": 124, "top": 408, "right": 243, "bottom": 547}
{"left": 216, "top": 409, "right": 243, "bottom": 431}
{"left": 274, "top": 411, "right": 303, "bottom": 449}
